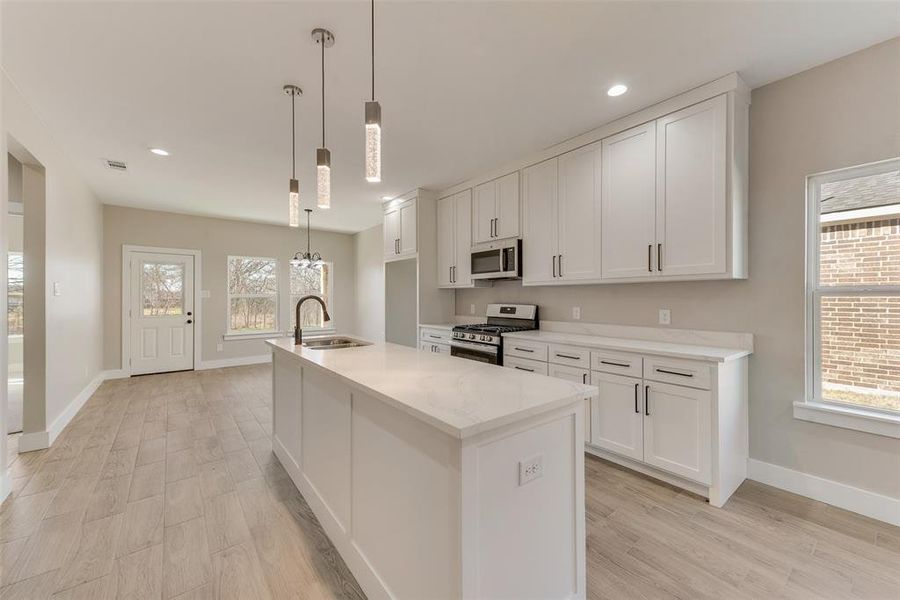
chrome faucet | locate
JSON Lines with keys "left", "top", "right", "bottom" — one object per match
{"left": 294, "top": 295, "right": 331, "bottom": 345}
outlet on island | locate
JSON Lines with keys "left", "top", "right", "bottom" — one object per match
{"left": 518, "top": 454, "right": 544, "bottom": 486}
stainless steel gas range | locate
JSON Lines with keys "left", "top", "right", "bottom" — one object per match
{"left": 450, "top": 304, "right": 539, "bottom": 365}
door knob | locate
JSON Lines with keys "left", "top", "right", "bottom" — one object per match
{"left": 187, "top": 311, "right": 193, "bottom": 316}
{"left": 186, "top": 319, "right": 193, "bottom": 324}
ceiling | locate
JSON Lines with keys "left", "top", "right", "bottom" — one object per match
{"left": 3, "top": 2, "right": 898, "bottom": 233}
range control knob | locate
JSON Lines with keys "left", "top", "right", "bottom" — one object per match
{"left": 468, "top": 334, "right": 476, "bottom": 340}
{"left": 481, "top": 335, "right": 490, "bottom": 342}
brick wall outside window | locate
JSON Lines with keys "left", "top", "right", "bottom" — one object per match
{"left": 819, "top": 217, "right": 900, "bottom": 396}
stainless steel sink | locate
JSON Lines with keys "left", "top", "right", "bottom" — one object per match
{"left": 302, "top": 336, "right": 371, "bottom": 350}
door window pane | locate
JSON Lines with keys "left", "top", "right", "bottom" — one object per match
{"left": 229, "top": 297, "right": 277, "bottom": 333}
{"left": 820, "top": 295, "right": 900, "bottom": 412}
{"left": 141, "top": 262, "right": 184, "bottom": 316}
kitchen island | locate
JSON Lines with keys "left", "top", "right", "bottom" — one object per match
{"left": 267, "top": 337, "right": 597, "bottom": 600}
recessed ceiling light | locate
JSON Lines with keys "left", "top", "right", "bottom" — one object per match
{"left": 607, "top": 84, "right": 628, "bottom": 97}
{"left": 149, "top": 148, "right": 170, "bottom": 156}
{"left": 381, "top": 195, "right": 394, "bottom": 201}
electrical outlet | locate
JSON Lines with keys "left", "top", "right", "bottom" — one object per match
{"left": 53, "top": 282, "right": 62, "bottom": 297}
{"left": 470, "top": 304, "right": 476, "bottom": 315}
{"left": 216, "top": 343, "right": 223, "bottom": 352}
{"left": 519, "top": 454, "right": 544, "bottom": 486}
{"left": 572, "top": 306, "right": 581, "bottom": 320}
{"left": 659, "top": 309, "right": 671, "bottom": 325}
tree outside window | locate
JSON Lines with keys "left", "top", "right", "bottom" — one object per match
{"left": 7, "top": 252, "right": 24, "bottom": 335}
{"left": 227, "top": 256, "right": 278, "bottom": 334}
{"left": 290, "top": 262, "right": 332, "bottom": 329}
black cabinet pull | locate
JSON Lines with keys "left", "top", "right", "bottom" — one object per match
{"left": 656, "top": 368, "right": 693, "bottom": 378}
{"left": 552, "top": 255, "right": 557, "bottom": 278}
{"left": 657, "top": 243, "right": 663, "bottom": 271}
{"left": 429, "top": 334, "right": 441, "bottom": 339}
{"left": 558, "top": 254, "right": 563, "bottom": 278}
{"left": 645, "top": 385, "right": 650, "bottom": 416}
{"left": 634, "top": 383, "right": 640, "bottom": 414}
{"left": 514, "top": 347, "right": 534, "bottom": 353}
{"left": 555, "top": 353, "right": 581, "bottom": 360}
{"left": 514, "top": 366, "right": 534, "bottom": 372}
{"left": 648, "top": 244, "right": 653, "bottom": 272}
{"left": 582, "top": 373, "right": 587, "bottom": 384}
{"left": 600, "top": 360, "right": 629, "bottom": 368}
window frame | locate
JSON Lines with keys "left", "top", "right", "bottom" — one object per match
{"left": 799, "top": 157, "right": 900, "bottom": 438}
{"left": 225, "top": 255, "right": 280, "bottom": 336}
{"left": 288, "top": 261, "right": 335, "bottom": 334}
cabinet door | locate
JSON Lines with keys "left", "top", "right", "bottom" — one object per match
{"left": 495, "top": 171, "right": 520, "bottom": 240}
{"left": 436, "top": 196, "right": 455, "bottom": 287}
{"left": 548, "top": 363, "right": 589, "bottom": 386}
{"left": 557, "top": 143, "right": 602, "bottom": 282}
{"left": 601, "top": 122, "right": 657, "bottom": 279}
{"left": 399, "top": 200, "right": 417, "bottom": 256}
{"left": 522, "top": 158, "right": 559, "bottom": 285}
{"left": 473, "top": 181, "right": 496, "bottom": 244}
{"left": 383, "top": 208, "right": 400, "bottom": 258}
{"left": 643, "top": 381, "right": 711, "bottom": 484}
{"left": 453, "top": 190, "right": 473, "bottom": 286}
{"left": 433, "top": 343, "right": 451, "bottom": 355}
{"left": 656, "top": 95, "right": 727, "bottom": 276}
{"left": 589, "top": 372, "right": 643, "bottom": 461}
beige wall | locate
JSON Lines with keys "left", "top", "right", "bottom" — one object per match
{"left": 353, "top": 224, "right": 385, "bottom": 342}
{"left": 458, "top": 38, "right": 900, "bottom": 499}
{"left": 102, "top": 205, "right": 357, "bottom": 368}
{"left": 4, "top": 72, "right": 104, "bottom": 437}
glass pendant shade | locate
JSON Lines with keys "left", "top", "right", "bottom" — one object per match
{"left": 316, "top": 148, "right": 331, "bottom": 209}
{"left": 365, "top": 101, "right": 381, "bottom": 183}
{"left": 288, "top": 179, "right": 300, "bottom": 227}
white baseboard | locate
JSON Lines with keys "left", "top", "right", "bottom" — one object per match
{"left": 101, "top": 369, "right": 129, "bottom": 380}
{"left": 197, "top": 354, "right": 271, "bottom": 370}
{"left": 17, "top": 430, "right": 51, "bottom": 452}
{"left": 748, "top": 458, "right": 900, "bottom": 527}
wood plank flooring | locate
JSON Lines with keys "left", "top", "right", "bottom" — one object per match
{"left": 2, "top": 364, "right": 899, "bottom": 599}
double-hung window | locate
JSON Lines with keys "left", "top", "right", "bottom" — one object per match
{"left": 801, "top": 158, "right": 900, "bottom": 437}
{"left": 227, "top": 256, "right": 278, "bottom": 335}
{"left": 289, "top": 262, "right": 333, "bottom": 331}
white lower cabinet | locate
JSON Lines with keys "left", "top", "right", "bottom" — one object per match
{"left": 590, "top": 372, "right": 643, "bottom": 462}
{"left": 420, "top": 341, "right": 450, "bottom": 355}
{"left": 643, "top": 382, "right": 711, "bottom": 484}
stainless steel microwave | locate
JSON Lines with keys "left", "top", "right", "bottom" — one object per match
{"left": 470, "top": 239, "right": 521, "bottom": 280}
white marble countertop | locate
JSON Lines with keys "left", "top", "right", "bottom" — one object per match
{"left": 418, "top": 323, "right": 455, "bottom": 331}
{"left": 267, "top": 337, "right": 597, "bottom": 439}
{"left": 502, "top": 330, "right": 751, "bottom": 362}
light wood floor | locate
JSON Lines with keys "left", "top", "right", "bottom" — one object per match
{"left": 2, "top": 365, "right": 899, "bottom": 600}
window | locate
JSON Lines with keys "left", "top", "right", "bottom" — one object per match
{"left": 803, "top": 158, "right": 900, "bottom": 436}
{"left": 289, "top": 262, "right": 333, "bottom": 330}
{"left": 227, "top": 256, "right": 278, "bottom": 334}
{"left": 7, "top": 252, "right": 24, "bottom": 336}
{"left": 141, "top": 261, "right": 184, "bottom": 316}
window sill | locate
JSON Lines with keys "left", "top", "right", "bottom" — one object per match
{"left": 222, "top": 328, "right": 336, "bottom": 342}
{"left": 793, "top": 400, "right": 900, "bottom": 439}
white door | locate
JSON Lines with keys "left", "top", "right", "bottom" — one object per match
{"left": 384, "top": 208, "right": 400, "bottom": 258}
{"left": 495, "top": 171, "right": 520, "bottom": 240}
{"left": 557, "top": 143, "right": 602, "bottom": 282}
{"left": 522, "top": 158, "right": 559, "bottom": 285}
{"left": 590, "top": 372, "right": 643, "bottom": 461}
{"left": 656, "top": 95, "right": 727, "bottom": 276}
{"left": 436, "top": 196, "right": 455, "bottom": 287}
{"left": 129, "top": 251, "right": 195, "bottom": 375}
{"left": 601, "top": 122, "right": 657, "bottom": 279}
{"left": 473, "top": 180, "right": 496, "bottom": 244}
{"left": 399, "top": 200, "right": 417, "bottom": 256}
{"left": 642, "top": 381, "right": 711, "bottom": 484}
{"left": 453, "top": 190, "right": 473, "bottom": 286}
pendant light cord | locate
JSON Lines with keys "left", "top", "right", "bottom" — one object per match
{"left": 321, "top": 37, "right": 326, "bottom": 147}
{"left": 291, "top": 92, "right": 296, "bottom": 179}
{"left": 371, "top": 0, "right": 375, "bottom": 101}
{"left": 306, "top": 210, "right": 311, "bottom": 255}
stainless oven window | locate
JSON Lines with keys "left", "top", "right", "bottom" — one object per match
{"left": 471, "top": 249, "right": 501, "bottom": 275}
{"left": 450, "top": 344, "right": 499, "bottom": 365}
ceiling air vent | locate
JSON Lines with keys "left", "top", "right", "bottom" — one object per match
{"left": 104, "top": 158, "right": 128, "bottom": 172}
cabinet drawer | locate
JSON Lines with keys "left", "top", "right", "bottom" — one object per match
{"left": 504, "top": 356, "right": 549, "bottom": 376}
{"left": 504, "top": 339, "right": 549, "bottom": 361}
{"left": 548, "top": 344, "right": 591, "bottom": 369}
{"left": 548, "top": 363, "right": 590, "bottom": 386}
{"left": 591, "top": 350, "right": 642, "bottom": 377}
{"left": 643, "top": 356, "right": 711, "bottom": 390}
{"left": 420, "top": 328, "right": 451, "bottom": 344}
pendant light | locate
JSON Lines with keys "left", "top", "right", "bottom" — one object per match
{"left": 364, "top": 0, "right": 381, "bottom": 183}
{"left": 312, "top": 28, "right": 335, "bottom": 209}
{"left": 291, "top": 209, "right": 325, "bottom": 268}
{"left": 284, "top": 84, "right": 303, "bottom": 227}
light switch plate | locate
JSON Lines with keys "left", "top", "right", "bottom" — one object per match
{"left": 572, "top": 306, "right": 581, "bottom": 320}
{"left": 53, "top": 282, "right": 61, "bottom": 297}
{"left": 659, "top": 309, "right": 671, "bottom": 325}
{"left": 200, "top": 290, "right": 211, "bottom": 299}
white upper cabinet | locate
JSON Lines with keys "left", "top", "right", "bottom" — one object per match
{"left": 656, "top": 95, "right": 727, "bottom": 276}
{"left": 522, "top": 158, "right": 559, "bottom": 285}
{"left": 473, "top": 172, "right": 520, "bottom": 244}
{"left": 437, "top": 190, "right": 472, "bottom": 288}
{"left": 384, "top": 198, "right": 417, "bottom": 260}
{"left": 601, "top": 122, "right": 657, "bottom": 279}
{"left": 557, "top": 143, "right": 602, "bottom": 282}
